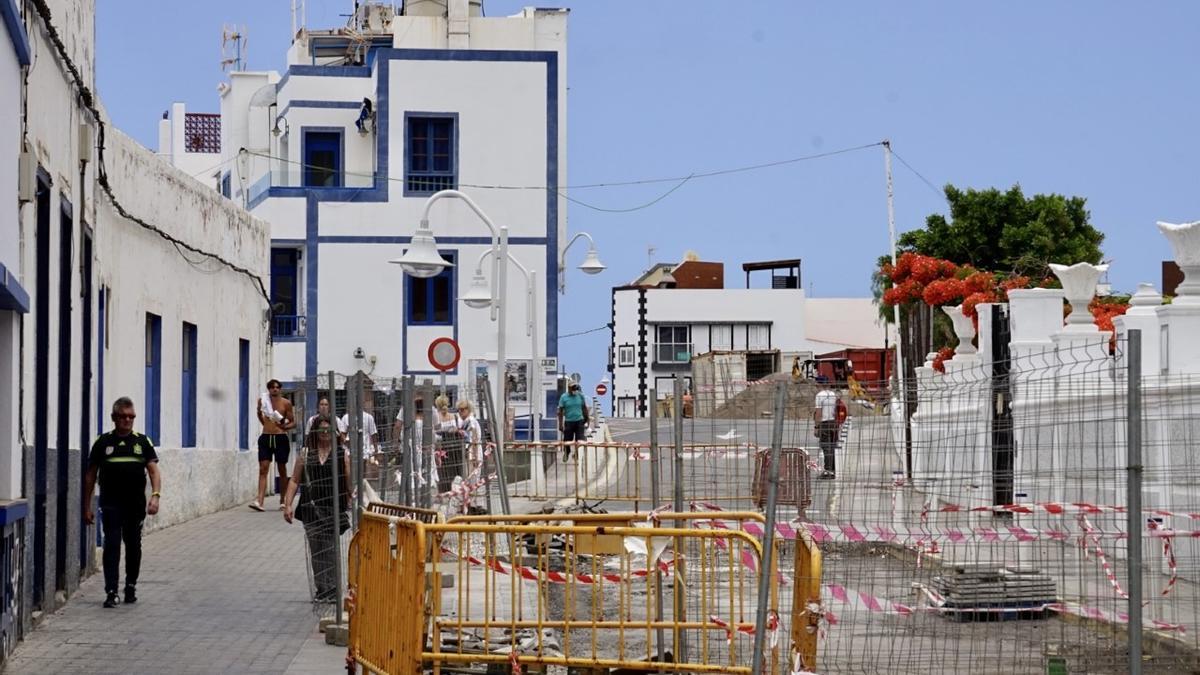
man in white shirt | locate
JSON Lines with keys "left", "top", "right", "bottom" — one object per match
{"left": 340, "top": 386, "right": 380, "bottom": 461}
{"left": 813, "top": 380, "right": 839, "bottom": 479}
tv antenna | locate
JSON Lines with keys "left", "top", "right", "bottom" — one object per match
{"left": 647, "top": 245, "right": 656, "bottom": 272}
{"left": 291, "top": 0, "right": 307, "bottom": 40}
{"left": 221, "top": 24, "right": 248, "bottom": 72}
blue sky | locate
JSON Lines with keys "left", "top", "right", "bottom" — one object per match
{"left": 97, "top": 2, "right": 1200, "bottom": 393}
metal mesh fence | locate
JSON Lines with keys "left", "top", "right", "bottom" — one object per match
{"left": 676, "top": 327, "right": 1200, "bottom": 674}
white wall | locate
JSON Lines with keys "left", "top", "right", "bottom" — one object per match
{"left": 0, "top": 0, "right": 24, "bottom": 501}
{"left": 97, "top": 126, "right": 270, "bottom": 528}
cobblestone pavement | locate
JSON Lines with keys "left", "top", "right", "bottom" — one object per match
{"left": 5, "top": 506, "right": 346, "bottom": 674}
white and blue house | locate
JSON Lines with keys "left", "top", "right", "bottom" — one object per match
{"left": 219, "top": 2, "right": 568, "bottom": 433}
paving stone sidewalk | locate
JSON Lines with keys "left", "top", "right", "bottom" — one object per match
{"left": 5, "top": 506, "right": 347, "bottom": 674}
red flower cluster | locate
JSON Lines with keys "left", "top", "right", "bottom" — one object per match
{"left": 1089, "top": 299, "right": 1129, "bottom": 333}
{"left": 962, "top": 291, "right": 1000, "bottom": 319}
{"left": 883, "top": 279, "right": 925, "bottom": 306}
{"left": 1001, "top": 275, "right": 1032, "bottom": 291}
{"left": 931, "top": 347, "right": 955, "bottom": 374}
{"left": 963, "top": 271, "right": 996, "bottom": 294}
{"left": 922, "top": 278, "right": 967, "bottom": 306}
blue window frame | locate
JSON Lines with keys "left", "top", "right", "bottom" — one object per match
{"left": 220, "top": 172, "right": 231, "bottom": 198}
{"left": 405, "top": 113, "right": 457, "bottom": 195}
{"left": 406, "top": 251, "right": 455, "bottom": 326}
{"left": 270, "top": 247, "right": 304, "bottom": 339}
{"left": 145, "top": 313, "right": 162, "bottom": 445}
{"left": 238, "top": 339, "right": 250, "bottom": 450}
{"left": 302, "top": 128, "right": 343, "bottom": 188}
{"left": 181, "top": 322, "right": 197, "bottom": 447}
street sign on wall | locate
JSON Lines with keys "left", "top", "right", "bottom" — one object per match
{"left": 595, "top": 383, "right": 608, "bottom": 396}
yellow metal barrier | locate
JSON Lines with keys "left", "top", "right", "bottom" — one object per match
{"left": 790, "top": 528, "right": 822, "bottom": 673}
{"left": 350, "top": 510, "right": 785, "bottom": 674}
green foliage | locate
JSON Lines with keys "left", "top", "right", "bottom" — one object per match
{"left": 897, "top": 184, "right": 1105, "bottom": 278}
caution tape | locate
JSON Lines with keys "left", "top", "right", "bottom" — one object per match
{"left": 936, "top": 500, "right": 1200, "bottom": 520}
{"left": 439, "top": 546, "right": 674, "bottom": 586}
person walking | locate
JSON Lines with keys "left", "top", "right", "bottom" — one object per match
{"left": 557, "top": 382, "right": 589, "bottom": 461}
{"left": 282, "top": 414, "right": 350, "bottom": 604}
{"left": 252, "top": 379, "right": 295, "bottom": 511}
{"left": 455, "top": 399, "right": 485, "bottom": 514}
{"left": 813, "top": 380, "right": 839, "bottom": 479}
{"left": 83, "top": 397, "right": 162, "bottom": 608}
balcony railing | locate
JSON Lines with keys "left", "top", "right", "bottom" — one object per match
{"left": 272, "top": 314, "right": 307, "bottom": 339}
{"left": 270, "top": 169, "right": 375, "bottom": 190}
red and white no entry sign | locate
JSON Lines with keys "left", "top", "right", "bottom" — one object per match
{"left": 427, "top": 337, "right": 461, "bottom": 372}
{"left": 595, "top": 382, "right": 608, "bottom": 396}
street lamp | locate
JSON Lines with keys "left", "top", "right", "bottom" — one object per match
{"left": 559, "top": 231, "right": 606, "bottom": 294}
{"left": 465, "top": 249, "right": 543, "bottom": 442}
{"left": 388, "top": 189, "right": 511, "bottom": 513}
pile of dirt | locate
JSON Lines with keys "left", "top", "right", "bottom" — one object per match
{"left": 709, "top": 376, "right": 821, "bottom": 419}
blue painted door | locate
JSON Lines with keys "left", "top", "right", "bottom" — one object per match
{"left": 144, "top": 313, "right": 161, "bottom": 445}
{"left": 303, "top": 131, "right": 342, "bottom": 187}
{"left": 181, "top": 322, "right": 197, "bottom": 447}
{"left": 238, "top": 339, "right": 250, "bottom": 449}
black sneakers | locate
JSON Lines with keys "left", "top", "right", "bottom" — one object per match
{"left": 124, "top": 587, "right": 137, "bottom": 604}
{"left": 103, "top": 593, "right": 119, "bottom": 608}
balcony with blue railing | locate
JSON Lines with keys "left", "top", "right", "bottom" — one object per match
{"left": 248, "top": 168, "right": 377, "bottom": 207}
{"left": 272, "top": 314, "right": 307, "bottom": 341}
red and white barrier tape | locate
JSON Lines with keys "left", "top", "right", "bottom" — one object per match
{"left": 937, "top": 500, "right": 1200, "bottom": 521}
{"left": 439, "top": 546, "right": 673, "bottom": 586}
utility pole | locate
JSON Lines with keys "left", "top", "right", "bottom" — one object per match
{"left": 883, "top": 140, "right": 910, "bottom": 477}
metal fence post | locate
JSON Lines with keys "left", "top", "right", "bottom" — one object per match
{"left": 752, "top": 381, "right": 787, "bottom": 675}
{"left": 328, "top": 370, "right": 345, "bottom": 627}
{"left": 648, "top": 387, "right": 665, "bottom": 661}
{"left": 401, "top": 376, "right": 415, "bottom": 507}
{"left": 1127, "top": 329, "right": 1144, "bottom": 675}
{"left": 672, "top": 376, "right": 687, "bottom": 665}
{"left": 348, "top": 372, "right": 363, "bottom": 530}
{"left": 420, "top": 380, "right": 436, "bottom": 509}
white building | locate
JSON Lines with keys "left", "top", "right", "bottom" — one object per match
{"left": 217, "top": 1, "right": 568, "bottom": 429}
{"left": 2, "top": 0, "right": 269, "bottom": 651}
{"left": 156, "top": 101, "right": 224, "bottom": 192}
{"left": 609, "top": 257, "right": 889, "bottom": 417}
{"left": 0, "top": 0, "right": 31, "bottom": 656}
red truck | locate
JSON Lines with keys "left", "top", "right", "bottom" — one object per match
{"left": 809, "top": 348, "right": 894, "bottom": 391}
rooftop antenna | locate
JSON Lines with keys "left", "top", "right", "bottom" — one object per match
{"left": 221, "top": 24, "right": 248, "bottom": 72}
{"left": 291, "top": 0, "right": 307, "bottom": 40}
{"left": 647, "top": 245, "right": 656, "bottom": 273}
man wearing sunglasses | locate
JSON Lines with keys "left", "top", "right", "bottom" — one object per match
{"left": 83, "top": 397, "right": 163, "bottom": 608}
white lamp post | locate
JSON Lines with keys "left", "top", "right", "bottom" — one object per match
{"left": 559, "top": 231, "right": 606, "bottom": 294}
{"left": 467, "top": 249, "right": 542, "bottom": 442}
{"left": 389, "top": 190, "right": 510, "bottom": 507}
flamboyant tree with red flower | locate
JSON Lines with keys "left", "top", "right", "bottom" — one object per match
{"left": 876, "top": 251, "right": 1130, "bottom": 371}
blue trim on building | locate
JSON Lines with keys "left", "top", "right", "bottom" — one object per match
{"left": 0, "top": 261, "right": 29, "bottom": 313}
{"left": 0, "top": 0, "right": 30, "bottom": 66}
{"left": 543, "top": 52, "right": 559, "bottom": 358}
{"left": 273, "top": 334, "right": 307, "bottom": 344}
{"left": 270, "top": 48, "right": 559, "bottom": 384}
{"left": 278, "top": 99, "right": 363, "bottom": 118}
{"left": 246, "top": 173, "right": 271, "bottom": 206}
{"left": 304, "top": 196, "right": 319, "bottom": 394}
{"left": 0, "top": 500, "right": 28, "bottom": 527}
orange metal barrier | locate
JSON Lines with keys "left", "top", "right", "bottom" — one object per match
{"left": 349, "top": 510, "right": 789, "bottom": 674}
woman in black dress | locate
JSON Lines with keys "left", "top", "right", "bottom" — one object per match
{"left": 282, "top": 414, "right": 350, "bottom": 603}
